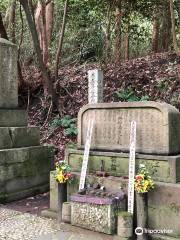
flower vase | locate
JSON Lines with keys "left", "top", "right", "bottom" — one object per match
{"left": 136, "top": 192, "right": 148, "bottom": 240}
{"left": 57, "top": 182, "right": 67, "bottom": 223}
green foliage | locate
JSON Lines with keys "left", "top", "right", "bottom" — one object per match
{"left": 116, "top": 87, "right": 149, "bottom": 102}
{"left": 60, "top": 115, "right": 76, "bottom": 128}
{"left": 65, "top": 125, "right": 78, "bottom": 136}
{"left": 51, "top": 115, "right": 78, "bottom": 136}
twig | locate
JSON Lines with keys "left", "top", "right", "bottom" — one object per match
{"left": 41, "top": 100, "right": 52, "bottom": 129}
{"left": 27, "top": 87, "right": 30, "bottom": 112}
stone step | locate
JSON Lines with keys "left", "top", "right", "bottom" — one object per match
{"left": 0, "top": 109, "right": 27, "bottom": 127}
{"left": 0, "top": 126, "right": 40, "bottom": 149}
{"left": 0, "top": 145, "right": 54, "bottom": 203}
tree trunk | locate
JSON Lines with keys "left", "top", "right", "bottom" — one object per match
{"left": 35, "top": 1, "right": 43, "bottom": 49}
{"left": 54, "top": 0, "right": 68, "bottom": 81}
{"left": 104, "top": 2, "right": 113, "bottom": 62}
{"left": 169, "top": 0, "right": 180, "bottom": 56}
{"left": 175, "top": 0, "right": 180, "bottom": 21}
{"left": 161, "top": 3, "right": 171, "bottom": 52}
{"left": 35, "top": 0, "right": 53, "bottom": 66}
{"left": 114, "top": 0, "right": 122, "bottom": 64}
{"left": 46, "top": 0, "right": 54, "bottom": 47}
{"left": 9, "top": 0, "right": 16, "bottom": 43}
{"left": 40, "top": 0, "right": 49, "bottom": 65}
{"left": 152, "top": 9, "right": 159, "bottom": 53}
{"left": 19, "top": 0, "right": 53, "bottom": 97}
{"left": 124, "top": 21, "right": 130, "bottom": 60}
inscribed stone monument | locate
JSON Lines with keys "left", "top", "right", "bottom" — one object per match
{"left": 88, "top": 69, "right": 103, "bottom": 103}
{"left": 0, "top": 38, "right": 53, "bottom": 203}
{"left": 78, "top": 101, "right": 180, "bottom": 155}
{"left": 0, "top": 38, "right": 18, "bottom": 108}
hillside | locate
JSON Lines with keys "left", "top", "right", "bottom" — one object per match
{"left": 23, "top": 52, "right": 180, "bottom": 161}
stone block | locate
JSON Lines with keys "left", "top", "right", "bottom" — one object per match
{"left": 0, "top": 126, "right": 40, "bottom": 149}
{"left": 66, "top": 149, "right": 180, "bottom": 183}
{"left": 0, "top": 145, "right": 54, "bottom": 203}
{"left": 0, "top": 109, "right": 27, "bottom": 127}
{"left": 62, "top": 202, "right": 71, "bottom": 223}
{"left": 0, "top": 38, "right": 18, "bottom": 108}
{"left": 148, "top": 182, "right": 180, "bottom": 239}
{"left": 117, "top": 212, "right": 133, "bottom": 238}
{"left": 71, "top": 195, "right": 126, "bottom": 234}
{"left": 78, "top": 102, "right": 180, "bottom": 155}
{"left": 50, "top": 171, "right": 59, "bottom": 211}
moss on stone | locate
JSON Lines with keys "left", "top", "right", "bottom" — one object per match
{"left": 118, "top": 211, "right": 133, "bottom": 218}
{"left": 0, "top": 193, "right": 7, "bottom": 203}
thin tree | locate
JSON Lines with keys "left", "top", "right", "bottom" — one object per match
{"left": 19, "top": 0, "right": 53, "bottom": 97}
{"left": 54, "top": 0, "right": 68, "bottom": 82}
{"left": 169, "top": 0, "right": 180, "bottom": 56}
{"left": 114, "top": 0, "right": 122, "bottom": 64}
{"left": 152, "top": 8, "right": 160, "bottom": 53}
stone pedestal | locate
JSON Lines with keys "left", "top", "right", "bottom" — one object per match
{"left": 0, "top": 38, "right": 18, "bottom": 108}
{"left": 0, "top": 38, "right": 53, "bottom": 202}
{"left": 71, "top": 194, "right": 126, "bottom": 234}
{"left": 136, "top": 193, "right": 148, "bottom": 240}
{"left": 117, "top": 211, "right": 133, "bottom": 238}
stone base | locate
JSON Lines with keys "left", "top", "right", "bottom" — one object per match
{"left": 47, "top": 170, "right": 180, "bottom": 238}
{"left": 66, "top": 149, "right": 180, "bottom": 183}
{"left": 150, "top": 234, "right": 178, "bottom": 240}
{"left": 41, "top": 209, "right": 58, "bottom": 219}
{"left": 71, "top": 195, "right": 126, "bottom": 235}
{"left": 0, "top": 145, "right": 53, "bottom": 203}
{"left": 0, "top": 126, "right": 40, "bottom": 149}
{"left": 113, "top": 236, "right": 133, "bottom": 240}
{"left": 0, "top": 109, "right": 27, "bottom": 127}
{"left": 4, "top": 183, "right": 49, "bottom": 202}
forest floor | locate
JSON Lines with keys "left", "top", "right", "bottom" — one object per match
{"left": 20, "top": 52, "right": 180, "bottom": 161}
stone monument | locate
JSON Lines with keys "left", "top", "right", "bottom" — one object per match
{"left": 0, "top": 38, "right": 53, "bottom": 203}
{"left": 88, "top": 69, "right": 103, "bottom": 103}
{"left": 43, "top": 68, "right": 180, "bottom": 239}
{"left": 78, "top": 102, "right": 180, "bottom": 155}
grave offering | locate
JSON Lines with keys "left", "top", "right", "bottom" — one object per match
{"left": 78, "top": 102, "right": 180, "bottom": 155}
{"left": 0, "top": 38, "right": 53, "bottom": 203}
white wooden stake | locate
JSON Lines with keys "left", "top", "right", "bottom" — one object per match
{"left": 79, "top": 119, "right": 94, "bottom": 190}
{"left": 128, "top": 121, "right": 137, "bottom": 214}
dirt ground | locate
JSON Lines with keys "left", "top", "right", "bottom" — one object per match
{"left": 2, "top": 192, "right": 50, "bottom": 216}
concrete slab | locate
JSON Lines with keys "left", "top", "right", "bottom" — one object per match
{"left": 37, "top": 223, "right": 114, "bottom": 240}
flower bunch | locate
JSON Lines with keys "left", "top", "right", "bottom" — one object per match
{"left": 134, "top": 165, "right": 154, "bottom": 193}
{"left": 55, "top": 160, "right": 73, "bottom": 184}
